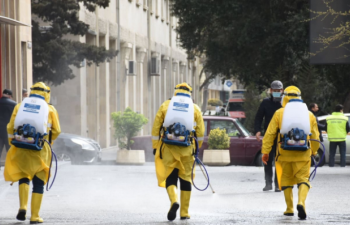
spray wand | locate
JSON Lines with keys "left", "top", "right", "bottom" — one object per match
{"left": 44, "top": 139, "right": 58, "bottom": 191}
{"left": 309, "top": 139, "right": 326, "bottom": 181}
{"left": 191, "top": 137, "right": 215, "bottom": 193}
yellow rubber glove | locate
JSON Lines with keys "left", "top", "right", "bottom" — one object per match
{"left": 262, "top": 154, "right": 269, "bottom": 165}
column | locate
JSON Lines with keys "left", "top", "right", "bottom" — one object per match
{"left": 121, "top": 42, "right": 133, "bottom": 110}
{"left": 136, "top": 48, "right": 147, "bottom": 135}
{"left": 99, "top": 35, "right": 109, "bottom": 148}
{"left": 180, "top": 61, "right": 186, "bottom": 83}
{"left": 109, "top": 40, "right": 117, "bottom": 146}
{"left": 172, "top": 60, "right": 178, "bottom": 88}
{"left": 151, "top": 52, "right": 160, "bottom": 120}
{"left": 162, "top": 56, "right": 169, "bottom": 102}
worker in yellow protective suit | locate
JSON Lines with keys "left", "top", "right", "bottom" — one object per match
{"left": 152, "top": 83, "right": 205, "bottom": 221}
{"left": 4, "top": 82, "right": 61, "bottom": 224}
{"left": 46, "top": 86, "right": 60, "bottom": 145}
{"left": 262, "top": 86, "right": 319, "bottom": 220}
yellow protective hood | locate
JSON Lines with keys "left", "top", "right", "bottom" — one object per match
{"left": 30, "top": 82, "right": 50, "bottom": 103}
{"left": 46, "top": 86, "right": 51, "bottom": 103}
{"left": 174, "top": 83, "right": 192, "bottom": 96}
{"left": 282, "top": 86, "right": 301, "bottom": 107}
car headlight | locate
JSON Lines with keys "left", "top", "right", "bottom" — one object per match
{"left": 71, "top": 138, "right": 95, "bottom": 151}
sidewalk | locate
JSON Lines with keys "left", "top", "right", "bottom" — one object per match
{"left": 100, "top": 146, "right": 119, "bottom": 164}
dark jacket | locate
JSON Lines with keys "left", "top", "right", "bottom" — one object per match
{"left": 0, "top": 96, "right": 16, "bottom": 138}
{"left": 254, "top": 96, "right": 282, "bottom": 134}
{"left": 311, "top": 111, "right": 325, "bottom": 142}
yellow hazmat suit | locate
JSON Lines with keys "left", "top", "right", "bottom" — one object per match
{"left": 46, "top": 86, "right": 60, "bottom": 145}
{"left": 262, "top": 86, "right": 319, "bottom": 219}
{"left": 4, "top": 82, "right": 61, "bottom": 224}
{"left": 152, "top": 83, "right": 205, "bottom": 221}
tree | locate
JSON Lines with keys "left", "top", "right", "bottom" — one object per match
{"left": 111, "top": 108, "right": 149, "bottom": 150}
{"left": 171, "top": 0, "right": 350, "bottom": 113}
{"left": 32, "top": 0, "right": 118, "bottom": 85}
{"left": 172, "top": 0, "right": 310, "bottom": 87}
{"left": 309, "top": 0, "right": 350, "bottom": 58}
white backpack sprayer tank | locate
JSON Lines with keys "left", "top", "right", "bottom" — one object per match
{"left": 280, "top": 99, "right": 310, "bottom": 151}
{"left": 162, "top": 95, "right": 194, "bottom": 146}
{"left": 12, "top": 96, "right": 49, "bottom": 150}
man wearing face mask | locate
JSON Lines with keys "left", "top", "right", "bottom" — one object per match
{"left": 254, "top": 80, "right": 283, "bottom": 192}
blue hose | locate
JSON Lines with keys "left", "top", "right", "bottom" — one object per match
{"left": 44, "top": 139, "right": 58, "bottom": 191}
{"left": 309, "top": 139, "right": 326, "bottom": 181}
{"left": 191, "top": 138, "right": 210, "bottom": 191}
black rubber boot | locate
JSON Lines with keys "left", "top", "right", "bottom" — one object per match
{"left": 16, "top": 209, "right": 26, "bottom": 221}
{"left": 30, "top": 221, "right": 43, "bottom": 224}
{"left": 263, "top": 183, "right": 273, "bottom": 191}
{"left": 297, "top": 204, "right": 307, "bottom": 220}
{"left": 167, "top": 202, "right": 179, "bottom": 221}
{"left": 180, "top": 217, "right": 190, "bottom": 220}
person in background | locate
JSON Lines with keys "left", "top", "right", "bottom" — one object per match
{"left": 220, "top": 104, "right": 226, "bottom": 115}
{"left": 215, "top": 105, "right": 221, "bottom": 114}
{"left": 254, "top": 80, "right": 283, "bottom": 192}
{"left": 0, "top": 89, "right": 16, "bottom": 170}
{"left": 309, "top": 103, "right": 325, "bottom": 142}
{"left": 325, "top": 104, "right": 349, "bottom": 167}
{"left": 22, "top": 88, "right": 28, "bottom": 99}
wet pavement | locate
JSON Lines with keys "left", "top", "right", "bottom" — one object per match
{"left": 1, "top": 163, "right": 350, "bottom": 224}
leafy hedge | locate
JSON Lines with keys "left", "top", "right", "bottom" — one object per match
{"left": 111, "top": 107, "right": 148, "bottom": 150}
{"left": 208, "top": 128, "right": 230, "bottom": 149}
{"left": 208, "top": 98, "right": 223, "bottom": 107}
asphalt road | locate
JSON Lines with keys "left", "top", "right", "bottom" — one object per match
{"left": 1, "top": 163, "right": 350, "bottom": 225}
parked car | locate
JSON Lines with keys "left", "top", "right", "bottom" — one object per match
{"left": 226, "top": 98, "right": 245, "bottom": 119}
{"left": 52, "top": 133, "right": 102, "bottom": 165}
{"left": 131, "top": 116, "right": 263, "bottom": 166}
{"left": 226, "top": 89, "right": 246, "bottom": 119}
{"left": 315, "top": 113, "right": 350, "bottom": 166}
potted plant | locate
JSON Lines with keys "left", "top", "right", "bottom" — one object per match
{"left": 203, "top": 127, "right": 231, "bottom": 166}
{"left": 111, "top": 107, "right": 148, "bottom": 165}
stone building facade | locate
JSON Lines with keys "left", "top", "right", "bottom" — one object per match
{"left": 50, "top": 1, "right": 202, "bottom": 148}
{"left": 0, "top": 0, "right": 32, "bottom": 163}
{"left": 0, "top": 0, "right": 32, "bottom": 102}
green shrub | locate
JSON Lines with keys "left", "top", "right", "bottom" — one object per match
{"left": 208, "top": 128, "right": 230, "bottom": 149}
{"left": 111, "top": 107, "right": 148, "bottom": 150}
{"left": 208, "top": 98, "right": 223, "bottom": 106}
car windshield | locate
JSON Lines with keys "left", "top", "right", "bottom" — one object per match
{"left": 209, "top": 120, "right": 240, "bottom": 137}
{"left": 235, "top": 119, "right": 250, "bottom": 136}
{"left": 227, "top": 102, "right": 244, "bottom": 111}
